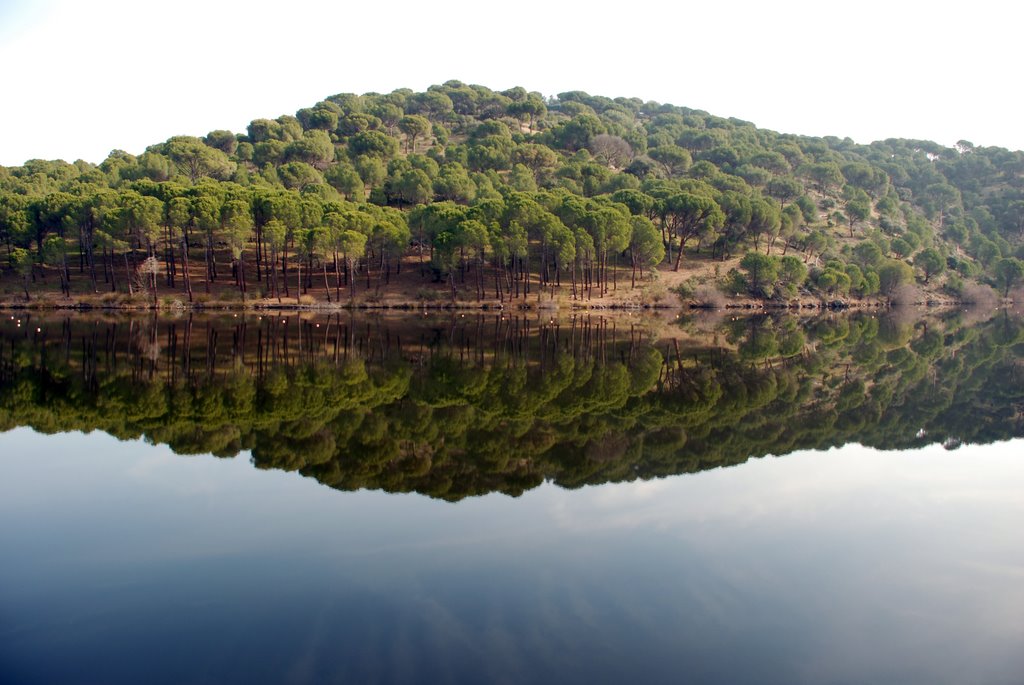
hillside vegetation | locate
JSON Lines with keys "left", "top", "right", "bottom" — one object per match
{"left": 1, "top": 81, "right": 1023, "bottom": 307}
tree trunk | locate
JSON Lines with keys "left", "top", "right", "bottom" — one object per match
{"left": 348, "top": 256, "right": 356, "bottom": 304}
{"left": 203, "top": 242, "right": 211, "bottom": 294}
{"left": 238, "top": 256, "right": 247, "bottom": 303}
{"left": 282, "top": 238, "right": 291, "bottom": 297}
{"left": 181, "top": 236, "right": 193, "bottom": 303}
{"left": 673, "top": 237, "right": 684, "bottom": 271}
{"left": 124, "top": 253, "right": 134, "bottom": 296}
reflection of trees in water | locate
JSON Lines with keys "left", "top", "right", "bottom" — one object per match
{"left": 0, "top": 311, "right": 1022, "bottom": 500}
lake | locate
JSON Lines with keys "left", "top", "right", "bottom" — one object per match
{"left": 1, "top": 310, "right": 1022, "bottom": 684}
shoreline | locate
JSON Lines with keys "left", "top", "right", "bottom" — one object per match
{"left": 0, "top": 296, "right": 984, "bottom": 313}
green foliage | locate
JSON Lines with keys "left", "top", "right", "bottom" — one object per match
{"left": 2, "top": 312, "right": 1020, "bottom": 500}
{"left": 993, "top": 257, "right": 1024, "bottom": 297}
{"left": 877, "top": 259, "right": 914, "bottom": 297}
{"left": 913, "top": 248, "right": 946, "bottom": 283}
{"left": 739, "top": 252, "right": 778, "bottom": 297}
{"left": 2, "top": 82, "right": 1022, "bottom": 305}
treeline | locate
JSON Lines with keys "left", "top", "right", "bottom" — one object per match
{"left": 2, "top": 81, "right": 1024, "bottom": 304}
{"left": 1, "top": 311, "right": 1021, "bottom": 499}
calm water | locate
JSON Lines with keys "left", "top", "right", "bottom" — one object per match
{"left": 1, "top": 310, "right": 1022, "bottom": 684}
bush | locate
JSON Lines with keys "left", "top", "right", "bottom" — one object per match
{"left": 671, "top": 280, "right": 695, "bottom": 299}
{"left": 723, "top": 268, "right": 746, "bottom": 295}
{"left": 943, "top": 274, "right": 964, "bottom": 297}
{"left": 691, "top": 285, "right": 727, "bottom": 308}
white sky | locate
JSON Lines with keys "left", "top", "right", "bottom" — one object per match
{"left": 0, "top": 0, "right": 1020, "bottom": 167}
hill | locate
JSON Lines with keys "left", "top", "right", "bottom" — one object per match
{"left": 1, "top": 81, "right": 1023, "bottom": 308}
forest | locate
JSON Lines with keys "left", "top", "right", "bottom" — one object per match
{"left": 1, "top": 81, "right": 1024, "bottom": 307}
{"left": 1, "top": 311, "right": 1021, "bottom": 500}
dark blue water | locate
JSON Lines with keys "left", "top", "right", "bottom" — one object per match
{"left": 2, "top": 427, "right": 1022, "bottom": 685}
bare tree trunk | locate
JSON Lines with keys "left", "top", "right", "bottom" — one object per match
{"left": 323, "top": 259, "right": 332, "bottom": 303}
{"left": 181, "top": 236, "right": 193, "bottom": 303}
{"left": 124, "top": 253, "right": 134, "bottom": 296}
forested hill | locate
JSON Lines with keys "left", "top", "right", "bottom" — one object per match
{"left": 1, "top": 82, "right": 1023, "bottom": 306}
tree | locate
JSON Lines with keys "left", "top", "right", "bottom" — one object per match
{"left": 397, "top": 115, "right": 432, "bottom": 154}
{"left": 799, "top": 162, "right": 843, "bottom": 192}
{"left": 877, "top": 259, "right": 914, "bottom": 298}
{"left": 767, "top": 177, "right": 803, "bottom": 206}
{"left": 913, "top": 248, "right": 945, "bottom": 284}
{"left": 628, "top": 215, "right": 664, "bottom": 287}
{"left": 507, "top": 96, "right": 546, "bottom": 130}
{"left": 924, "top": 183, "right": 961, "bottom": 226}
{"left": 512, "top": 144, "right": 560, "bottom": 181}
{"left": 9, "top": 247, "right": 33, "bottom": 300}
{"left": 647, "top": 145, "right": 691, "bottom": 176}
{"left": 354, "top": 156, "right": 388, "bottom": 188}
{"left": 748, "top": 198, "right": 781, "bottom": 254}
{"left": 843, "top": 193, "right": 868, "bottom": 236}
{"left": 0, "top": 193, "right": 30, "bottom": 257}
{"left": 348, "top": 131, "right": 399, "bottom": 159}
{"left": 162, "top": 136, "right": 234, "bottom": 183}
{"left": 583, "top": 206, "right": 630, "bottom": 292}
{"left": 434, "top": 162, "right": 477, "bottom": 202}
{"left": 263, "top": 219, "right": 287, "bottom": 301}
{"left": 42, "top": 234, "right": 71, "bottom": 298}
{"left": 661, "top": 193, "right": 724, "bottom": 270}
{"left": 777, "top": 255, "right": 808, "bottom": 297}
{"left": 277, "top": 162, "right": 324, "bottom": 191}
{"left": 325, "top": 163, "right": 365, "bottom": 201}
{"left": 589, "top": 134, "right": 633, "bottom": 168}
{"left": 739, "top": 252, "right": 779, "bottom": 297}
{"left": 28, "top": 192, "right": 73, "bottom": 256}
{"left": 552, "top": 114, "right": 605, "bottom": 151}
{"left": 391, "top": 169, "right": 433, "bottom": 206}
{"left": 165, "top": 197, "right": 193, "bottom": 301}
{"left": 993, "top": 257, "right": 1024, "bottom": 297}
{"left": 337, "top": 228, "right": 367, "bottom": 302}
{"left": 284, "top": 130, "right": 335, "bottom": 169}
{"left": 222, "top": 198, "right": 254, "bottom": 298}
{"left": 890, "top": 237, "right": 913, "bottom": 259}
{"left": 853, "top": 241, "right": 884, "bottom": 269}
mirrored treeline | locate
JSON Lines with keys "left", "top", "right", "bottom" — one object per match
{"left": 1, "top": 310, "right": 1021, "bottom": 500}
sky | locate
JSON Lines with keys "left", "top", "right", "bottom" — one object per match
{"left": 0, "top": 0, "right": 1021, "bottom": 166}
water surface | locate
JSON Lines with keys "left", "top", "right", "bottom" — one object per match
{"left": 1, "top": 310, "right": 1022, "bottom": 683}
